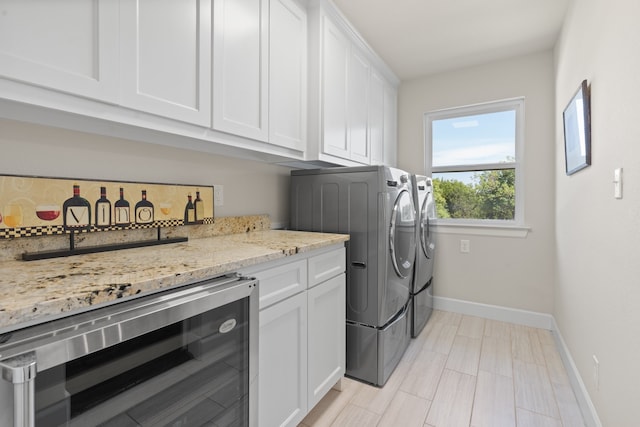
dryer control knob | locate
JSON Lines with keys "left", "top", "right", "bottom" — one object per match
{"left": 400, "top": 175, "right": 408, "bottom": 183}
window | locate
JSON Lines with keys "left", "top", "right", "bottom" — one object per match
{"left": 424, "top": 98, "right": 524, "bottom": 225}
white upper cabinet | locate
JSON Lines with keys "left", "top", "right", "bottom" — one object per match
{"left": 307, "top": 0, "right": 399, "bottom": 167}
{"left": 0, "top": 0, "right": 118, "bottom": 102}
{"left": 320, "top": 16, "right": 350, "bottom": 160}
{"left": 269, "top": 0, "right": 307, "bottom": 151}
{"left": 383, "top": 82, "right": 398, "bottom": 167}
{"left": 119, "top": 0, "right": 212, "bottom": 126}
{"left": 369, "top": 69, "right": 385, "bottom": 165}
{"left": 348, "top": 46, "right": 371, "bottom": 164}
{"left": 0, "top": 0, "right": 390, "bottom": 166}
{"left": 212, "top": 0, "right": 269, "bottom": 142}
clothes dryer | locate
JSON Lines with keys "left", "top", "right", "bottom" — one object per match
{"left": 410, "top": 175, "right": 436, "bottom": 337}
{"left": 290, "top": 166, "right": 416, "bottom": 386}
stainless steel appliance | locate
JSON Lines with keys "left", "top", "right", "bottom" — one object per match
{"left": 290, "top": 166, "right": 416, "bottom": 386}
{"left": 0, "top": 274, "right": 258, "bottom": 427}
{"left": 410, "top": 175, "right": 436, "bottom": 337}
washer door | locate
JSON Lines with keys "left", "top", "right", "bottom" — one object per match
{"left": 390, "top": 189, "right": 416, "bottom": 278}
{"left": 421, "top": 190, "right": 436, "bottom": 259}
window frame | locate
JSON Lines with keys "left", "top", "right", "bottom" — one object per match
{"left": 424, "top": 97, "right": 525, "bottom": 228}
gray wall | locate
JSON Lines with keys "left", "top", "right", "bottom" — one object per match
{"left": 397, "top": 50, "right": 556, "bottom": 314}
{"left": 0, "top": 119, "right": 292, "bottom": 227}
{"left": 554, "top": 0, "right": 640, "bottom": 425}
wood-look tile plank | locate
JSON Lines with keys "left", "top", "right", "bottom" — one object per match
{"left": 514, "top": 359, "right": 560, "bottom": 419}
{"left": 329, "top": 404, "right": 381, "bottom": 427}
{"left": 458, "top": 315, "right": 485, "bottom": 339}
{"left": 430, "top": 310, "right": 462, "bottom": 327}
{"left": 349, "top": 356, "right": 412, "bottom": 415}
{"left": 516, "top": 407, "right": 562, "bottom": 427}
{"left": 536, "top": 328, "right": 556, "bottom": 347}
{"left": 542, "top": 344, "right": 570, "bottom": 385}
{"left": 377, "top": 390, "right": 430, "bottom": 427}
{"left": 300, "top": 377, "right": 362, "bottom": 427}
{"left": 422, "top": 322, "right": 458, "bottom": 355}
{"left": 484, "top": 319, "right": 513, "bottom": 339}
{"left": 479, "top": 335, "right": 513, "bottom": 378}
{"left": 470, "top": 370, "right": 515, "bottom": 427}
{"left": 445, "top": 335, "right": 482, "bottom": 376}
{"left": 511, "top": 325, "right": 545, "bottom": 365}
{"left": 400, "top": 349, "right": 447, "bottom": 400}
{"left": 425, "top": 369, "right": 476, "bottom": 427}
{"left": 551, "top": 381, "right": 586, "bottom": 427}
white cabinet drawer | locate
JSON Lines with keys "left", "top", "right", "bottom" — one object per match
{"left": 308, "top": 247, "right": 346, "bottom": 289}
{"left": 251, "top": 259, "right": 308, "bottom": 310}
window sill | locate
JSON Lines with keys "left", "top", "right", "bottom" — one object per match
{"left": 432, "top": 221, "right": 530, "bottom": 238}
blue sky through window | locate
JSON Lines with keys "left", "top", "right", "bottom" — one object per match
{"left": 432, "top": 110, "right": 516, "bottom": 168}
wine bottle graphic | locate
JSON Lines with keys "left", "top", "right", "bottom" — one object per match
{"left": 194, "top": 190, "right": 204, "bottom": 224}
{"left": 135, "top": 190, "right": 154, "bottom": 224}
{"left": 63, "top": 184, "right": 91, "bottom": 231}
{"left": 114, "top": 187, "right": 131, "bottom": 227}
{"left": 95, "top": 186, "right": 112, "bottom": 228}
{"left": 184, "top": 193, "right": 195, "bottom": 225}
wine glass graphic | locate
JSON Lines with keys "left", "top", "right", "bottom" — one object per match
{"left": 36, "top": 204, "right": 61, "bottom": 221}
{"left": 3, "top": 204, "right": 23, "bottom": 228}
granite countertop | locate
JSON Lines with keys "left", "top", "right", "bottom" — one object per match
{"left": 0, "top": 230, "right": 349, "bottom": 332}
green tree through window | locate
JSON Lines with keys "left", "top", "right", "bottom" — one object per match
{"left": 433, "top": 167, "right": 515, "bottom": 220}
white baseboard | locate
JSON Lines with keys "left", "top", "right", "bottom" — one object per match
{"left": 433, "top": 296, "right": 554, "bottom": 329}
{"left": 433, "top": 296, "right": 601, "bottom": 427}
{"left": 550, "top": 317, "right": 603, "bottom": 427}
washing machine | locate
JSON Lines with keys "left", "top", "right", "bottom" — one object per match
{"left": 410, "top": 174, "right": 436, "bottom": 337}
{"left": 290, "top": 165, "right": 416, "bottom": 386}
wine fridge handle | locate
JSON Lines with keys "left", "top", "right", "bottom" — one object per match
{"left": 1, "top": 352, "right": 37, "bottom": 427}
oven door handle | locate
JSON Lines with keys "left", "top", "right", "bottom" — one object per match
{"left": 1, "top": 352, "right": 36, "bottom": 427}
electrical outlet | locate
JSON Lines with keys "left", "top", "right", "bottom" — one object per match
{"left": 460, "top": 239, "right": 470, "bottom": 253}
{"left": 214, "top": 185, "right": 224, "bottom": 207}
{"left": 593, "top": 355, "right": 599, "bottom": 390}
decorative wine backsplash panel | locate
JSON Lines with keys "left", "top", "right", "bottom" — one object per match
{"left": 0, "top": 175, "right": 214, "bottom": 239}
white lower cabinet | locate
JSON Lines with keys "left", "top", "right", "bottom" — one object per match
{"left": 259, "top": 291, "right": 308, "bottom": 427}
{"left": 242, "top": 245, "right": 346, "bottom": 427}
{"left": 307, "top": 274, "right": 346, "bottom": 409}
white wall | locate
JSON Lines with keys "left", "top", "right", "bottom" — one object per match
{"left": 398, "top": 51, "right": 556, "bottom": 313}
{"left": 0, "top": 119, "right": 292, "bottom": 226}
{"left": 554, "top": 0, "right": 640, "bottom": 425}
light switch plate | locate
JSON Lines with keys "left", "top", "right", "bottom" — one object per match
{"left": 614, "top": 168, "right": 622, "bottom": 199}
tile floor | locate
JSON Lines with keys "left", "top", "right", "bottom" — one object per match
{"left": 299, "top": 310, "right": 586, "bottom": 427}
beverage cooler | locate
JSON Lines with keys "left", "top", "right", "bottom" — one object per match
{"left": 0, "top": 274, "right": 258, "bottom": 427}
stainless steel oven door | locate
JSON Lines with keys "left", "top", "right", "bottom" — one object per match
{"left": 0, "top": 274, "right": 258, "bottom": 427}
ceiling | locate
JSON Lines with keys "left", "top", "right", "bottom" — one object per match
{"left": 331, "top": 0, "right": 571, "bottom": 81}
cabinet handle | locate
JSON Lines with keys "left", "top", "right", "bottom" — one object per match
{"left": 351, "top": 262, "right": 366, "bottom": 269}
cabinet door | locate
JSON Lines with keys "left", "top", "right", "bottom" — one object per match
{"left": 259, "top": 292, "right": 308, "bottom": 427}
{"left": 321, "top": 16, "right": 350, "bottom": 160}
{"left": 348, "top": 47, "right": 370, "bottom": 164}
{"left": 269, "top": 0, "right": 307, "bottom": 151}
{"left": 119, "top": 0, "right": 212, "bottom": 126}
{"left": 213, "top": 0, "right": 269, "bottom": 142}
{"left": 0, "top": 1, "right": 118, "bottom": 102}
{"left": 307, "top": 274, "right": 346, "bottom": 409}
{"left": 383, "top": 83, "right": 398, "bottom": 167}
{"left": 369, "top": 70, "right": 385, "bottom": 165}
